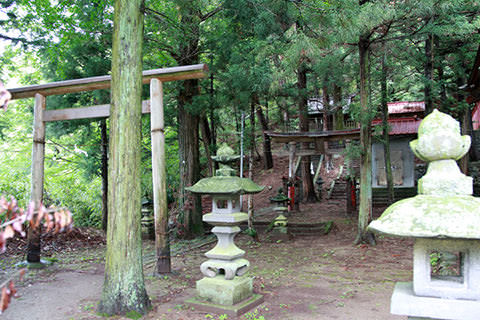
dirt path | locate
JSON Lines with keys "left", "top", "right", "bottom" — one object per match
{"left": 2, "top": 271, "right": 103, "bottom": 320}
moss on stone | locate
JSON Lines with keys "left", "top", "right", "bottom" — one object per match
{"left": 185, "top": 176, "right": 264, "bottom": 195}
{"left": 368, "top": 195, "right": 480, "bottom": 238}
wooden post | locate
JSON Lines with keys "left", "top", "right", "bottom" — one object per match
{"left": 150, "top": 79, "right": 171, "bottom": 274}
{"left": 27, "top": 93, "right": 46, "bottom": 263}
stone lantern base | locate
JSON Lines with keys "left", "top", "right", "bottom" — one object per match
{"left": 391, "top": 282, "right": 480, "bottom": 320}
{"left": 186, "top": 275, "right": 264, "bottom": 316}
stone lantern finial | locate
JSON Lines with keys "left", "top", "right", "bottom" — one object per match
{"left": 410, "top": 109, "right": 471, "bottom": 162}
{"left": 212, "top": 143, "right": 241, "bottom": 177}
{"left": 409, "top": 109, "right": 472, "bottom": 196}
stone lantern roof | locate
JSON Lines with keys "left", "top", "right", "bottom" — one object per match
{"left": 185, "top": 142, "right": 264, "bottom": 195}
{"left": 368, "top": 109, "right": 480, "bottom": 239}
{"left": 185, "top": 176, "right": 264, "bottom": 195}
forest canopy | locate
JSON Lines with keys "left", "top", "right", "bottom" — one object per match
{"left": 0, "top": 0, "right": 479, "bottom": 233}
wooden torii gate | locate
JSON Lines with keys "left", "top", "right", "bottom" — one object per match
{"left": 266, "top": 129, "right": 361, "bottom": 213}
{"left": 8, "top": 64, "right": 208, "bottom": 272}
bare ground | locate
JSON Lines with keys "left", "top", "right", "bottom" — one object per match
{"left": 1, "top": 211, "right": 412, "bottom": 320}
{"left": 1, "top": 155, "right": 413, "bottom": 319}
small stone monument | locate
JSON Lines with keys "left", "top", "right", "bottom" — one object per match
{"left": 185, "top": 143, "right": 264, "bottom": 316}
{"left": 369, "top": 110, "right": 480, "bottom": 320}
{"left": 268, "top": 189, "right": 291, "bottom": 241}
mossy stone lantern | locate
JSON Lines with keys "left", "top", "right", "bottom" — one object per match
{"left": 185, "top": 143, "right": 264, "bottom": 316}
{"left": 269, "top": 188, "right": 290, "bottom": 240}
{"left": 369, "top": 110, "right": 480, "bottom": 320}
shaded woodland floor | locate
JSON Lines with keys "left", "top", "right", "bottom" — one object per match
{"left": 1, "top": 155, "right": 414, "bottom": 319}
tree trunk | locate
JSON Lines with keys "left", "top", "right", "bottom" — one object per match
{"left": 200, "top": 115, "right": 214, "bottom": 177}
{"left": 298, "top": 64, "right": 317, "bottom": 202}
{"left": 98, "top": 0, "right": 150, "bottom": 315}
{"left": 354, "top": 34, "right": 376, "bottom": 246}
{"left": 322, "top": 80, "right": 331, "bottom": 170}
{"left": 457, "top": 76, "right": 469, "bottom": 174}
{"left": 176, "top": 3, "right": 204, "bottom": 239}
{"left": 247, "top": 102, "right": 256, "bottom": 231}
{"left": 178, "top": 84, "right": 203, "bottom": 238}
{"left": 381, "top": 47, "right": 394, "bottom": 204}
{"left": 333, "top": 84, "right": 343, "bottom": 130}
{"left": 467, "top": 106, "right": 479, "bottom": 161}
{"left": 424, "top": 34, "right": 434, "bottom": 115}
{"left": 100, "top": 119, "right": 109, "bottom": 232}
{"left": 254, "top": 95, "right": 273, "bottom": 169}
{"left": 209, "top": 110, "right": 218, "bottom": 171}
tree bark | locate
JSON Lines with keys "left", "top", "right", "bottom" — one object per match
{"left": 322, "top": 79, "right": 331, "bottom": 170}
{"left": 354, "top": 34, "right": 376, "bottom": 246}
{"left": 176, "top": 3, "right": 204, "bottom": 239}
{"left": 298, "top": 64, "right": 317, "bottom": 202}
{"left": 333, "top": 84, "right": 343, "bottom": 130}
{"left": 98, "top": 0, "right": 150, "bottom": 315}
{"left": 247, "top": 102, "right": 256, "bottom": 231}
{"left": 100, "top": 119, "right": 109, "bottom": 232}
{"left": 467, "top": 106, "right": 479, "bottom": 161}
{"left": 178, "top": 84, "right": 203, "bottom": 238}
{"left": 381, "top": 47, "right": 394, "bottom": 204}
{"left": 200, "top": 115, "right": 214, "bottom": 177}
{"left": 424, "top": 34, "right": 434, "bottom": 115}
{"left": 254, "top": 95, "right": 273, "bottom": 169}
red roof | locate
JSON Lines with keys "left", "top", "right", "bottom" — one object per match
{"left": 387, "top": 101, "right": 425, "bottom": 114}
{"left": 372, "top": 117, "right": 421, "bottom": 135}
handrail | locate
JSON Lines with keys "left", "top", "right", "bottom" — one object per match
{"left": 8, "top": 64, "right": 208, "bottom": 100}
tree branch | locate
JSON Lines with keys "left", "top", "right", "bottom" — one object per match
{"left": 144, "top": 7, "right": 183, "bottom": 31}
{"left": 200, "top": 6, "right": 223, "bottom": 22}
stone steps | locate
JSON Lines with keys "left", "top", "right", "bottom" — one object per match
{"left": 241, "top": 220, "right": 334, "bottom": 236}
{"left": 372, "top": 187, "right": 417, "bottom": 205}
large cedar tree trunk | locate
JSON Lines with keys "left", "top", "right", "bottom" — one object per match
{"left": 176, "top": 3, "right": 204, "bottom": 238}
{"left": 424, "top": 34, "right": 434, "bottom": 115}
{"left": 333, "top": 84, "right": 343, "bottom": 130}
{"left": 297, "top": 64, "right": 317, "bottom": 202}
{"left": 98, "top": 0, "right": 150, "bottom": 315}
{"left": 200, "top": 116, "right": 214, "bottom": 177}
{"left": 178, "top": 81, "right": 204, "bottom": 238}
{"left": 355, "top": 34, "right": 376, "bottom": 245}
{"left": 254, "top": 95, "right": 274, "bottom": 169}
{"left": 381, "top": 48, "right": 394, "bottom": 203}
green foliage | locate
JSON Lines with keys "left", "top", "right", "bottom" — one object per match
{"left": 1, "top": 0, "right": 480, "bottom": 236}
{"left": 0, "top": 99, "right": 103, "bottom": 227}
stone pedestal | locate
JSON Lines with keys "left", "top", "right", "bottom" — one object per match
{"left": 391, "top": 282, "right": 480, "bottom": 320}
{"left": 197, "top": 275, "right": 252, "bottom": 305}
